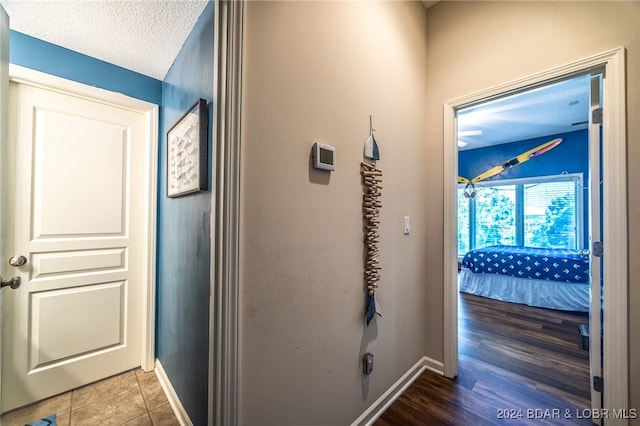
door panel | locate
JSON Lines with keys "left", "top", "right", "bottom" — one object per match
{"left": 588, "top": 73, "right": 603, "bottom": 421}
{"left": 32, "top": 248, "right": 126, "bottom": 280}
{"left": 30, "top": 281, "right": 125, "bottom": 369}
{"left": 2, "top": 82, "right": 146, "bottom": 412}
{"left": 33, "top": 108, "right": 128, "bottom": 236}
{"left": 0, "top": 3, "right": 9, "bottom": 414}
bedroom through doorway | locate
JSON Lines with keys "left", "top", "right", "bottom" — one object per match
{"left": 454, "top": 72, "right": 602, "bottom": 418}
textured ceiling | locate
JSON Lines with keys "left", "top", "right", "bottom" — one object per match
{"left": 0, "top": 0, "right": 209, "bottom": 80}
{"left": 2, "top": 0, "right": 589, "bottom": 150}
{"left": 458, "top": 75, "right": 591, "bottom": 151}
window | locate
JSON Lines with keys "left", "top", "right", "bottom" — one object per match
{"left": 474, "top": 185, "right": 516, "bottom": 247}
{"left": 524, "top": 180, "right": 578, "bottom": 248}
{"left": 457, "top": 189, "right": 470, "bottom": 255}
{"left": 458, "top": 174, "right": 583, "bottom": 256}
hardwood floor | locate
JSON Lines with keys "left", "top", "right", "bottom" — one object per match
{"left": 375, "top": 293, "right": 592, "bottom": 425}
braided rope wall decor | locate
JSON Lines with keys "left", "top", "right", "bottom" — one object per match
{"left": 361, "top": 161, "right": 382, "bottom": 325}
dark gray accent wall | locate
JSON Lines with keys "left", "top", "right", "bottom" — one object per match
{"left": 157, "top": 2, "right": 213, "bottom": 425}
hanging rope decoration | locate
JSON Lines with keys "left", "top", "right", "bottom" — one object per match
{"left": 362, "top": 116, "right": 382, "bottom": 326}
{"left": 362, "top": 161, "right": 382, "bottom": 326}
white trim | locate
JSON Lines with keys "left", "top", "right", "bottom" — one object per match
{"left": 210, "top": 1, "right": 244, "bottom": 425}
{"left": 443, "top": 103, "right": 458, "bottom": 378}
{"left": 0, "top": 5, "right": 8, "bottom": 414}
{"left": 587, "top": 74, "right": 603, "bottom": 421}
{"left": 9, "top": 65, "right": 155, "bottom": 113}
{"left": 141, "top": 101, "right": 159, "bottom": 372}
{"left": 155, "top": 360, "right": 193, "bottom": 426}
{"left": 8, "top": 64, "right": 159, "bottom": 373}
{"left": 208, "top": 0, "right": 220, "bottom": 423}
{"left": 422, "top": 356, "right": 445, "bottom": 376}
{"left": 350, "top": 356, "right": 443, "bottom": 426}
{"left": 443, "top": 47, "right": 628, "bottom": 420}
{"left": 600, "top": 47, "right": 628, "bottom": 424}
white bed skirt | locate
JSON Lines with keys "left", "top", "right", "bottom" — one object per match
{"left": 459, "top": 267, "right": 590, "bottom": 312}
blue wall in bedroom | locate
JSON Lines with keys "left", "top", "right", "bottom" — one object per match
{"left": 156, "top": 2, "right": 213, "bottom": 425}
{"left": 9, "top": 30, "right": 161, "bottom": 104}
{"left": 459, "top": 129, "right": 589, "bottom": 248}
{"left": 458, "top": 129, "right": 588, "bottom": 182}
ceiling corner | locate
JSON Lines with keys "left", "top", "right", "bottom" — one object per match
{"left": 421, "top": 1, "right": 440, "bottom": 11}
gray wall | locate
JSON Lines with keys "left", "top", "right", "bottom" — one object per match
{"left": 239, "top": 1, "right": 640, "bottom": 423}
{"left": 240, "top": 1, "right": 430, "bottom": 424}
{"left": 156, "top": 2, "right": 213, "bottom": 425}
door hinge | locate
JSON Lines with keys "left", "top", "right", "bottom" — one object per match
{"left": 594, "top": 375, "right": 604, "bottom": 393}
{"left": 592, "top": 108, "right": 603, "bottom": 125}
{"left": 592, "top": 241, "right": 603, "bottom": 257}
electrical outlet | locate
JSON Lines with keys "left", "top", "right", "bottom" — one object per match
{"left": 363, "top": 353, "right": 374, "bottom": 375}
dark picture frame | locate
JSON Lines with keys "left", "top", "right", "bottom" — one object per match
{"left": 166, "top": 98, "right": 208, "bottom": 197}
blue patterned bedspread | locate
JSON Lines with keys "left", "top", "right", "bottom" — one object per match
{"left": 462, "top": 245, "right": 589, "bottom": 283}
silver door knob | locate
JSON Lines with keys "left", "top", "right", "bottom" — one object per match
{"left": 0, "top": 275, "right": 21, "bottom": 289}
{"left": 578, "top": 249, "right": 590, "bottom": 258}
{"left": 9, "top": 255, "right": 28, "bottom": 267}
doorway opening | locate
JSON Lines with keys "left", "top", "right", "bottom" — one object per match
{"left": 455, "top": 72, "right": 594, "bottom": 414}
{"left": 442, "top": 48, "right": 628, "bottom": 418}
{"left": 1, "top": 66, "right": 158, "bottom": 413}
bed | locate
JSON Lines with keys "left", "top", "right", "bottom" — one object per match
{"left": 459, "top": 245, "right": 590, "bottom": 311}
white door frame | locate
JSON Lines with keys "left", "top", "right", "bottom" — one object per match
{"left": 209, "top": 0, "right": 244, "bottom": 425}
{"left": 443, "top": 47, "right": 627, "bottom": 418}
{"left": 0, "top": 3, "right": 9, "bottom": 411}
{"left": 7, "top": 64, "right": 159, "bottom": 372}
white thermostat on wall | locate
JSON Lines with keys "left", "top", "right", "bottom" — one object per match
{"left": 312, "top": 142, "right": 336, "bottom": 171}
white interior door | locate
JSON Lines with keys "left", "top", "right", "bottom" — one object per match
{"left": 0, "top": 3, "right": 9, "bottom": 413}
{"left": 1, "top": 81, "right": 147, "bottom": 412}
{"left": 588, "top": 73, "right": 603, "bottom": 422}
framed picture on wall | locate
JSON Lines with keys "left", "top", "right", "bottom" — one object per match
{"left": 167, "top": 98, "right": 208, "bottom": 197}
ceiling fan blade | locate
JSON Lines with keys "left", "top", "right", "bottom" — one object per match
{"left": 470, "top": 137, "right": 563, "bottom": 183}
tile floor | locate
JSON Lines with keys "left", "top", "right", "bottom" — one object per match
{"left": 0, "top": 369, "right": 180, "bottom": 426}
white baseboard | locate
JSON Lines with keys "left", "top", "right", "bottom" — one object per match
{"left": 154, "top": 359, "right": 194, "bottom": 426}
{"left": 422, "top": 356, "right": 444, "bottom": 376}
{"left": 350, "top": 356, "right": 444, "bottom": 426}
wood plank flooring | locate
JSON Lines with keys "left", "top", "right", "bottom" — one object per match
{"left": 375, "top": 293, "right": 592, "bottom": 425}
